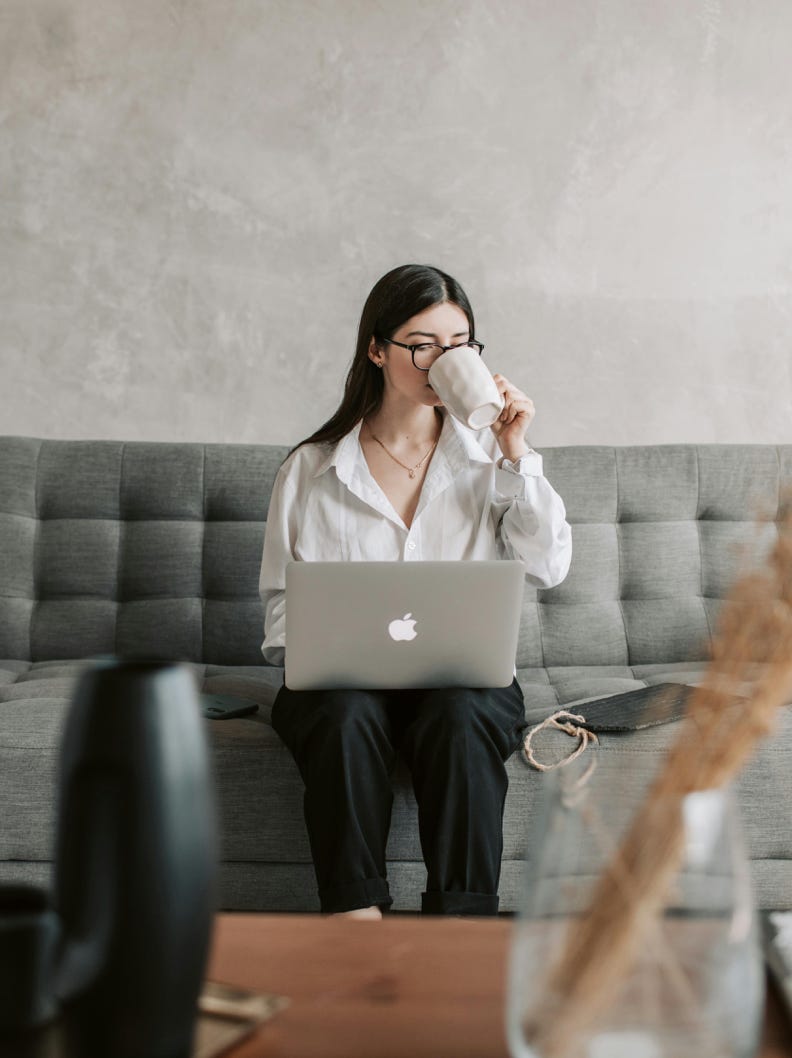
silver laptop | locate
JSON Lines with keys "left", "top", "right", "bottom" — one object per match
{"left": 284, "top": 560, "right": 525, "bottom": 691}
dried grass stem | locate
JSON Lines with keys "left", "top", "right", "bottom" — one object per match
{"left": 525, "top": 489, "right": 792, "bottom": 1058}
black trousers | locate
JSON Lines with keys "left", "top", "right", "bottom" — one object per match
{"left": 270, "top": 677, "right": 527, "bottom": 916}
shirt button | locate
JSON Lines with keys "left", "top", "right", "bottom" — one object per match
{"left": 407, "top": 541, "right": 416, "bottom": 551}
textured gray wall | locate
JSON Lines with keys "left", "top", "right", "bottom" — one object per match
{"left": 2, "top": 1, "right": 790, "bottom": 446}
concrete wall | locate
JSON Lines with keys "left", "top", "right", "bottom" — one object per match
{"left": 2, "top": 0, "right": 790, "bottom": 447}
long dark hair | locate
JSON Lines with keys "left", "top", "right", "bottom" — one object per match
{"left": 290, "top": 264, "right": 476, "bottom": 454}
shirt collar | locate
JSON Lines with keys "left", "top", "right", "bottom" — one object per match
{"left": 312, "top": 420, "right": 364, "bottom": 481}
{"left": 440, "top": 411, "right": 495, "bottom": 473}
{"left": 312, "top": 411, "right": 494, "bottom": 484}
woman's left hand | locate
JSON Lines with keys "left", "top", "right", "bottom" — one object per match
{"left": 490, "top": 374, "right": 536, "bottom": 461}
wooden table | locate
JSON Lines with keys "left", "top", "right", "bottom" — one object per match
{"left": 206, "top": 912, "right": 792, "bottom": 1058}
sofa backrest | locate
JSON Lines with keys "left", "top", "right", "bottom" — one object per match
{"left": 1, "top": 437, "right": 790, "bottom": 668}
{"left": 530, "top": 444, "right": 791, "bottom": 670}
{"left": 0, "top": 437, "right": 288, "bottom": 665}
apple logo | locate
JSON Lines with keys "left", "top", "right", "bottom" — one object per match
{"left": 388, "top": 613, "right": 418, "bottom": 642}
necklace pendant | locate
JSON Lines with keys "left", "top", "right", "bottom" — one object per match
{"left": 409, "top": 469, "right": 415, "bottom": 478}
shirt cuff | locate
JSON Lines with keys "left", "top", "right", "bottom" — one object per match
{"left": 495, "top": 450, "right": 544, "bottom": 497}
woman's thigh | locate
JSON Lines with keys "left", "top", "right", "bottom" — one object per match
{"left": 395, "top": 678, "right": 526, "bottom": 762}
{"left": 271, "top": 684, "right": 397, "bottom": 761}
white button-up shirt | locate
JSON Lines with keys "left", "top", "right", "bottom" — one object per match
{"left": 258, "top": 411, "right": 572, "bottom": 666}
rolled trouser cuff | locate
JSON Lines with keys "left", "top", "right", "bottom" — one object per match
{"left": 319, "top": 877, "right": 393, "bottom": 914}
{"left": 421, "top": 890, "right": 499, "bottom": 916}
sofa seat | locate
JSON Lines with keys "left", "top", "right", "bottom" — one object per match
{"left": 3, "top": 657, "right": 790, "bottom": 912}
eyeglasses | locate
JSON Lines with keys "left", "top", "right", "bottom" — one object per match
{"left": 379, "top": 338, "right": 485, "bottom": 372}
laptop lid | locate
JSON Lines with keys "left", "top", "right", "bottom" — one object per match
{"left": 284, "top": 560, "right": 525, "bottom": 691}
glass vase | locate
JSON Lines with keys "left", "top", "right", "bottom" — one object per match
{"left": 505, "top": 762, "right": 764, "bottom": 1058}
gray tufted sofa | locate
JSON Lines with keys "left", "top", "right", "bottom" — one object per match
{"left": 1, "top": 435, "right": 791, "bottom": 912}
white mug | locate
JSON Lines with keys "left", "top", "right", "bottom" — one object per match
{"left": 427, "top": 345, "right": 504, "bottom": 430}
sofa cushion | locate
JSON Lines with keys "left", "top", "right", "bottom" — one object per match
{"left": 3, "top": 659, "right": 790, "bottom": 885}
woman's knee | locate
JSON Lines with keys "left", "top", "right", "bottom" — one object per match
{"left": 272, "top": 686, "right": 388, "bottom": 750}
{"left": 311, "top": 689, "right": 388, "bottom": 733}
{"left": 415, "top": 687, "right": 484, "bottom": 735}
{"left": 409, "top": 686, "right": 523, "bottom": 760}
{"left": 282, "top": 690, "right": 392, "bottom": 757}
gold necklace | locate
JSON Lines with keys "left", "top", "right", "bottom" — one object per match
{"left": 365, "top": 423, "right": 439, "bottom": 479}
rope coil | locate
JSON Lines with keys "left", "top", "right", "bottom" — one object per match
{"left": 522, "top": 709, "right": 600, "bottom": 792}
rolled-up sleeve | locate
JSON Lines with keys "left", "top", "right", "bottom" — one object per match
{"left": 258, "top": 464, "right": 299, "bottom": 666}
{"left": 493, "top": 452, "right": 573, "bottom": 589}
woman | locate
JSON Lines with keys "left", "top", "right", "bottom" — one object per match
{"left": 259, "top": 264, "right": 572, "bottom": 919}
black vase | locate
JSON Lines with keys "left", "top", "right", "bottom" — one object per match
{"left": 53, "top": 658, "right": 218, "bottom": 1058}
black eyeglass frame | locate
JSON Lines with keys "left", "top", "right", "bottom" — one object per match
{"left": 377, "top": 337, "right": 485, "bottom": 372}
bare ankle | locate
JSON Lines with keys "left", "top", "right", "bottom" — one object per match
{"left": 330, "top": 905, "right": 383, "bottom": 920}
